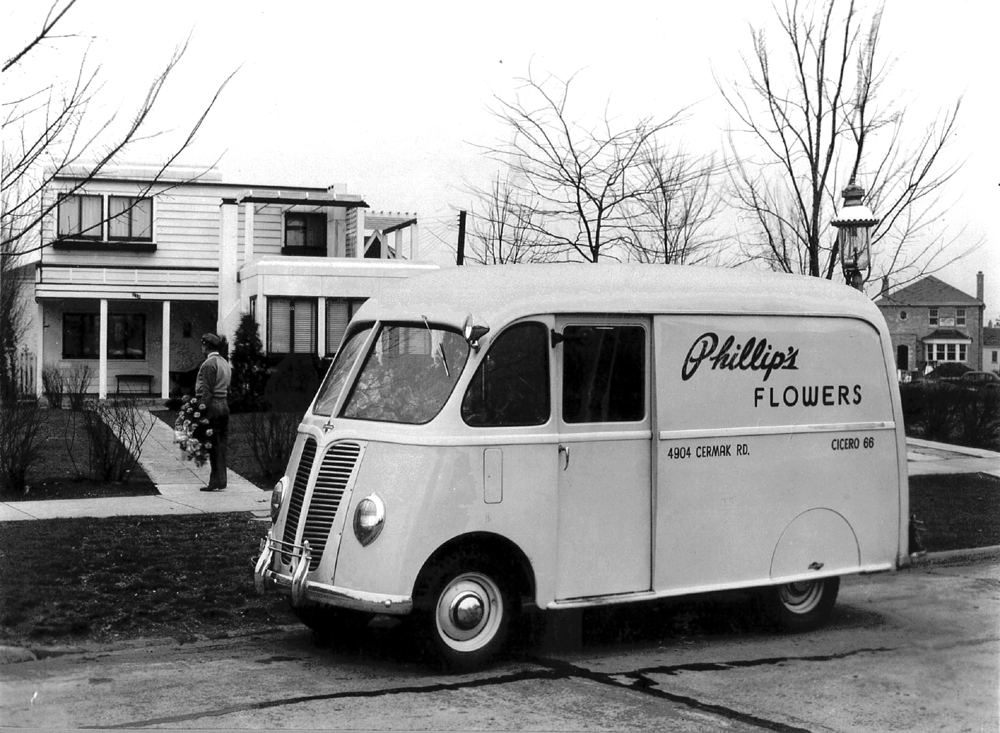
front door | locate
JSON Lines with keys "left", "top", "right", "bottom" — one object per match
{"left": 554, "top": 317, "right": 652, "bottom": 600}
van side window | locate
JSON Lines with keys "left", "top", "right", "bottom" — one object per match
{"left": 562, "top": 325, "right": 645, "bottom": 423}
{"left": 461, "top": 322, "right": 550, "bottom": 427}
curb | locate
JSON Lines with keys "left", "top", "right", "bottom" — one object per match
{"left": 908, "top": 544, "right": 1000, "bottom": 566}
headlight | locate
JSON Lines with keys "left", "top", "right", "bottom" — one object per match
{"left": 270, "top": 477, "right": 287, "bottom": 523}
{"left": 353, "top": 494, "right": 385, "bottom": 547}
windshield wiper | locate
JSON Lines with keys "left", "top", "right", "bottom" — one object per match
{"left": 422, "top": 315, "right": 450, "bottom": 377}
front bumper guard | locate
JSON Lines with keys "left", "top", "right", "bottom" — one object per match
{"left": 254, "top": 532, "right": 412, "bottom": 616}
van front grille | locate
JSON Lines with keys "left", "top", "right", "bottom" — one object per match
{"left": 301, "top": 442, "right": 362, "bottom": 570}
{"left": 281, "top": 437, "right": 317, "bottom": 563}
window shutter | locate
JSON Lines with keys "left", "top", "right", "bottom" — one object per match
{"left": 293, "top": 300, "right": 317, "bottom": 353}
{"left": 268, "top": 299, "right": 291, "bottom": 353}
{"left": 326, "top": 301, "right": 350, "bottom": 355}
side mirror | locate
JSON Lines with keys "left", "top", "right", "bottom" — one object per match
{"left": 463, "top": 314, "right": 490, "bottom": 351}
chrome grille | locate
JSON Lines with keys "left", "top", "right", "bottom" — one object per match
{"left": 281, "top": 437, "right": 317, "bottom": 563}
{"left": 301, "top": 442, "right": 362, "bottom": 570}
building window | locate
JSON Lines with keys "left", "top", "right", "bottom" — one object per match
{"left": 284, "top": 213, "right": 327, "bottom": 253}
{"left": 992, "top": 351, "right": 998, "bottom": 364}
{"left": 57, "top": 195, "right": 103, "bottom": 239}
{"left": 108, "top": 314, "right": 146, "bottom": 359}
{"left": 325, "top": 299, "right": 366, "bottom": 356}
{"left": 63, "top": 313, "right": 100, "bottom": 359}
{"left": 928, "top": 309, "right": 939, "bottom": 326}
{"left": 956, "top": 308, "right": 966, "bottom": 327}
{"left": 926, "top": 342, "right": 968, "bottom": 363}
{"left": 899, "top": 311, "right": 907, "bottom": 321}
{"left": 62, "top": 312, "right": 145, "bottom": 359}
{"left": 267, "top": 298, "right": 317, "bottom": 354}
{"left": 108, "top": 196, "right": 153, "bottom": 240}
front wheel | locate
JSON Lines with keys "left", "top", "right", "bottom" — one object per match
{"left": 762, "top": 576, "right": 840, "bottom": 633}
{"left": 417, "top": 556, "right": 512, "bottom": 672}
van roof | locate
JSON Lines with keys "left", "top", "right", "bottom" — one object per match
{"left": 356, "top": 264, "right": 883, "bottom": 329}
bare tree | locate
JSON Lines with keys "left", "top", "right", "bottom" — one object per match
{"left": 625, "top": 143, "right": 725, "bottom": 265}
{"left": 1, "top": 0, "right": 234, "bottom": 398}
{"left": 464, "top": 171, "right": 551, "bottom": 265}
{"left": 718, "top": 0, "right": 975, "bottom": 292}
{"left": 476, "top": 67, "right": 706, "bottom": 263}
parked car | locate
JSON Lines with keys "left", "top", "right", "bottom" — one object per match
{"left": 923, "top": 362, "right": 974, "bottom": 382}
{"left": 959, "top": 371, "right": 1000, "bottom": 389}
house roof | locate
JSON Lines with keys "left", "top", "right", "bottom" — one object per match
{"left": 875, "top": 275, "right": 982, "bottom": 307}
{"left": 984, "top": 327, "right": 1000, "bottom": 347}
{"left": 923, "top": 329, "right": 972, "bottom": 342}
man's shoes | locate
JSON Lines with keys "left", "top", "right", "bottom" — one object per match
{"left": 201, "top": 484, "right": 223, "bottom": 492}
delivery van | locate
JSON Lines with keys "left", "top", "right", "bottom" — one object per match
{"left": 255, "top": 264, "right": 910, "bottom": 670}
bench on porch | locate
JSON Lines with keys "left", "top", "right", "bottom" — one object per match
{"left": 115, "top": 373, "right": 154, "bottom": 394}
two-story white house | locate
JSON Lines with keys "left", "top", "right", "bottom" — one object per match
{"left": 32, "top": 164, "right": 437, "bottom": 399}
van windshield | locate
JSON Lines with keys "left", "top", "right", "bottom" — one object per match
{"left": 340, "top": 323, "right": 470, "bottom": 424}
{"left": 312, "top": 324, "right": 374, "bottom": 416}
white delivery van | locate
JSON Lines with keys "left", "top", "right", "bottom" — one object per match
{"left": 255, "top": 264, "right": 910, "bottom": 670}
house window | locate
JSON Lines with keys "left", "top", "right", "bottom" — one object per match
{"left": 926, "top": 342, "right": 968, "bottom": 363}
{"left": 929, "top": 309, "right": 939, "bottom": 326}
{"left": 992, "top": 351, "right": 998, "bottom": 364}
{"left": 108, "top": 196, "right": 153, "bottom": 240}
{"left": 956, "top": 308, "right": 966, "bottom": 327}
{"left": 62, "top": 312, "right": 145, "bottom": 359}
{"left": 325, "top": 299, "right": 367, "bottom": 356}
{"left": 267, "top": 298, "right": 317, "bottom": 354}
{"left": 57, "top": 195, "right": 103, "bottom": 239}
{"left": 899, "top": 311, "right": 908, "bottom": 321}
{"left": 63, "top": 313, "right": 100, "bottom": 359}
{"left": 108, "top": 314, "right": 146, "bottom": 359}
{"left": 284, "top": 213, "right": 327, "bottom": 253}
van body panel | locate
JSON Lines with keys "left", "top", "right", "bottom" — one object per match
{"left": 329, "top": 439, "right": 559, "bottom": 601}
{"left": 652, "top": 313, "right": 902, "bottom": 592}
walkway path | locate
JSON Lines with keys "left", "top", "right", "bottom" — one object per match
{"left": 0, "top": 419, "right": 997, "bottom": 522}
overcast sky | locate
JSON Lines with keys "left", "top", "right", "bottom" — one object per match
{"left": 6, "top": 0, "right": 997, "bottom": 318}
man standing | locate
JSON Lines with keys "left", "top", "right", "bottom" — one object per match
{"left": 196, "top": 333, "right": 232, "bottom": 491}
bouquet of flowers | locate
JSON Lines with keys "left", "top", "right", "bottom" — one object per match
{"left": 173, "top": 395, "right": 214, "bottom": 467}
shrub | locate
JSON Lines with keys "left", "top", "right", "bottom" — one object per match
{"left": 42, "top": 368, "right": 65, "bottom": 409}
{"left": 264, "top": 354, "right": 322, "bottom": 412}
{"left": 65, "top": 397, "right": 155, "bottom": 482}
{"left": 65, "top": 365, "right": 94, "bottom": 410}
{"left": 243, "top": 410, "right": 301, "bottom": 482}
{"left": 229, "top": 314, "right": 269, "bottom": 413}
{"left": 900, "top": 382, "right": 1000, "bottom": 450}
{"left": 0, "top": 398, "right": 47, "bottom": 495}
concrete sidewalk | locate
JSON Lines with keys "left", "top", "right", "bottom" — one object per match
{"left": 0, "top": 410, "right": 270, "bottom": 522}
{"left": 0, "top": 422, "right": 997, "bottom": 522}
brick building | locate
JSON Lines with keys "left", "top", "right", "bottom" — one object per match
{"left": 875, "top": 272, "right": 986, "bottom": 377}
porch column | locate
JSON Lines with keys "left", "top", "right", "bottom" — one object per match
{"left": 394, "top": 230, "right": 402, "bottom": 261}
{"left": 259, "top": 295, "right": 267, "bottom": 353}
{"left": 35, "top": 302, "right": 44, "bottom": 398}
{"left": 410, "top": 221, "right": 420, "bottom": 260}
{"left": 161, "top": 300, "right": 171, "bottom": 399}
{"left": 99, "top": 299, "right": 108, "bottom": 399}
{"left": 218, "top": 198, "right": 240, "bottom": 342}
{"left": 355, "top": 207, "right": 366, "bottom": 259}
{"left": 317, "top": 297, "right": 326, "bottom": 357}
{"left": 243, "top": 201, "right": 255, "bottom": 264}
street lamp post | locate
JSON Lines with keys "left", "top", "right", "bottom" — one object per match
{"left": 831, "top": 181, "right": 880, "bottom": 292}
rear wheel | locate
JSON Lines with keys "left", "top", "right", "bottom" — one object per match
{"left": 762, "top": 576, "right": 840, "bottom": 632}
{"left": 416, "top": 554, "right": 513, "bottom": 671}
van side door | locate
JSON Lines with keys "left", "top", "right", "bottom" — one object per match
{"left": 553, "top": 317, "right": 652, "bottom": 600}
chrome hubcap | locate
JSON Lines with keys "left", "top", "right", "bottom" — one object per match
{"left": 435, "top": 572, "right": 503, "bottom": 651}
{"left": 451, "top": 591, "right": 486, "bottom": 631}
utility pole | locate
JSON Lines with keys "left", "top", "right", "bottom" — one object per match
{"left": 456, "top": 210, "right": 466, "bottom": 266}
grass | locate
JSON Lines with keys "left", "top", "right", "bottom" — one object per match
{"left": 0, "top": 513, "right": 295, "bottom": 645}
{"left": 10, "top": 408, "right": 158, "bottom": 502}
{"left": 0, "top": 472, "right": 997, "bottom": 648}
